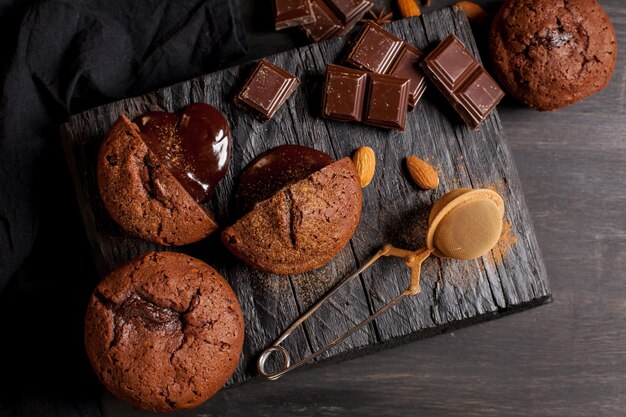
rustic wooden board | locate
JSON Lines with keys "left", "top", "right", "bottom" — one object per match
{"left": 60, "top": 7, "right": 550, "bottom": 390}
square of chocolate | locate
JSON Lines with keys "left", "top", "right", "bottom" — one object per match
{"left": 423, "top": 34, "right": 480, "bottom": 91}
{"left": 325, "top": 0, "right": 372, "bottom": 24}
{"left": 363, "top": 73, "right": 410, "bottom": 131}
{"left": 234, "top": 60, "right": 300, "bottom": 123}
{"left": 336, "top": 0, "right": 373, "bottom": 35}
{"left": 344, "top": 21, "right": 404, "bottom": 73}
{"left": 387, "top": 44, "right": 427, "bottom": 109}
{"left": 321, "top": 64, "right": 368, "bottom": 122}
{"left": 273, "top": 0, "right": 316, "bottom": 30}
{"left": 422, "top": 34, "right": 504, "bottom": 130}
{"left": 456, "top": 68, "right": 505, "bottom": 129}
{"left": 301, "top": 0, "right": 343, "bottom": 42}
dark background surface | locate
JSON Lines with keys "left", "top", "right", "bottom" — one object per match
{"left": 0, "top": 0, "right": 623, "bottom": 416}
{"left": 122, "top": 1, "right": 624, "bottom": 416}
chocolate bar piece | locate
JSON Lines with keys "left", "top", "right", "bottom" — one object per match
{"left": 273, "top": 0, "right": 315, "bottom": 30}
{"left": 321, "top": 64, "right": 368, "bottom": 122}
{"left": 422, "top": 34, "right": 504, "bottom": 129}
{"left": 301, "top": 0, "right": 372, "bottom": 42}
{"left": 326, "top": 0, "right": 372, "bottom": 24}
{"left": 321, "top": 65, "right": 410, "bottom": 131}
{"left": 301, "top": 0, "right": 343, "bottom": 42}
{"left": 363, "top": 73, "right": 410, "bottom": 130}
{"left": 344, "top": 22, "right": 427, "bottom": 109}
{"left": 388, "top": 44, "right": 427, "bottom": 109}
{"left": 336, "top": 1, "right": 372, "bottom": 35}
{"left": 234, "top": 60, "right": 300, "bottom": 123}
{"left": 344, "top": 21, "right": 404, "bottom": 73}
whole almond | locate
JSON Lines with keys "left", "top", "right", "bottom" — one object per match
{"left": 352, "top": 147, "right": 376, "bottom": 187}
{"left": 398, "top": 0, "right": 421, "bottom": 18}
{"left": 455, "top": 1, "right": 490, "bottom": 23}
{"left": 406, "top": 156, "right": 439, "bottom": 190}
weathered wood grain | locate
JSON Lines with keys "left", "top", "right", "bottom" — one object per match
{"left": 60, "top": 7, "right": 550, "bottom": 395}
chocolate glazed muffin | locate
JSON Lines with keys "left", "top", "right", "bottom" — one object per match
{"left": 84, "top": 252, "right": 244, "bottom": 412}
{"left": 489, "top": 0, "right": 617, "bottom": 111}
{"left": 97, "top": 115, "right": 218, "bottom": 245}
{"left": 222, "top": 157, "right": 362, "bottom": 275}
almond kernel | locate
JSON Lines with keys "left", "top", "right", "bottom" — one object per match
{"left": 352, "top": 147, "right": 376, "bottom": 187}
{"left": 406, "top": 156, "right": 439, "bottom": 190}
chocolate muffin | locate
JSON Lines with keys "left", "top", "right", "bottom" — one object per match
{"left": 97, "top": 115, "right": 218, "bottom": 245}
{"left": 222, "top": 157, "right": 362, "bottom": 275}
{"left": 489, "top": 0, "right": 617, "bottom": 111}
{"left": 84, "top": 252, "right": 244, "bottom": 412}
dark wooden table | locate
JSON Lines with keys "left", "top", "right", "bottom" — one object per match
{"left": 105, "top": 1, "right": 626, "bottom": 415}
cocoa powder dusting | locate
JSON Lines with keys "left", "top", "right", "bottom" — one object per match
{"left": 251, "top": 266, "right": 336, "bottom": 304}
{"left": 489, "top": 220, "right": 517, "bottom": 265}
{"left": 250, "top": 272, "right": 289, "bottom": 297}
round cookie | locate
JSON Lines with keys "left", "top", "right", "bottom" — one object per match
{"left": 84, "top": 252, "right": 244, "bottom": 412}
{"left": 489, "top": 0, "right": 616, "bottom": 111}
{"left": 97, "top": 115, "right": 218, "bottom": 245}
{"left": 222, "top": 157, "right": 362, "bottom": 275}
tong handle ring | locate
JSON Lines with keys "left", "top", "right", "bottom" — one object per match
{"left": 257, "top": 345, "right": 291, "bottom": 381}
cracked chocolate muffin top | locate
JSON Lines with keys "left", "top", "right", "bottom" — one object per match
{"left": 222, "top": 157, "right": 362, "bottom": 275}
{"left": 97, "top": 115, "right": 218, "bottom": 245}
{"left": 489, "top": 0, "right": 616, "bottom": 111}
{"left": 84, "top": 251, "right": 244, "bottom": 412}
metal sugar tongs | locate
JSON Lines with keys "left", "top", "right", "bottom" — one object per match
{"left": 257, "top": 188, "right": 505, "bottom": 380}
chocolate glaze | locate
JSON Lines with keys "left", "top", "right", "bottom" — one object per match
{"left": 114, "top": 294, "right": 179, "bottom": 333}
{"left": 235, "top": 145, "right": 334, "bottom": 215}
{"left": 536, "top": 28, "right": 574, "bottom": 49}
{"left": 135, "top": 103, "right": 231, "bottom": 203}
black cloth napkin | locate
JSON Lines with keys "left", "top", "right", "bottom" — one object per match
{"left": 0, "top": 0, "right": 247, "bottom": 415}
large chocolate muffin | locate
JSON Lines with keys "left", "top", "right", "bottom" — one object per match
{"left": 489, "top": 0, "right": 616, "bottom": 111}
{"left": 97, "top": 114, "right": 219, "bottom": 245}
{"left": 84, "top": 252, "right": 244, "bottom": 413}
{"left": 222, "top": 156, "right": 362, "bottom": 275}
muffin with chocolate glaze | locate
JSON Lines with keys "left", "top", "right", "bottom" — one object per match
{"left": 84, "top": 251, "right": 244, "bottom": 413}
{"left": 97, "top": 103, "right": 231, "bottom": 245}
{"left": 489, "top": 0, "right": 617, "bottom": 111}
{"left": 222, "top": 146, "right": 362, "bottom": 275}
